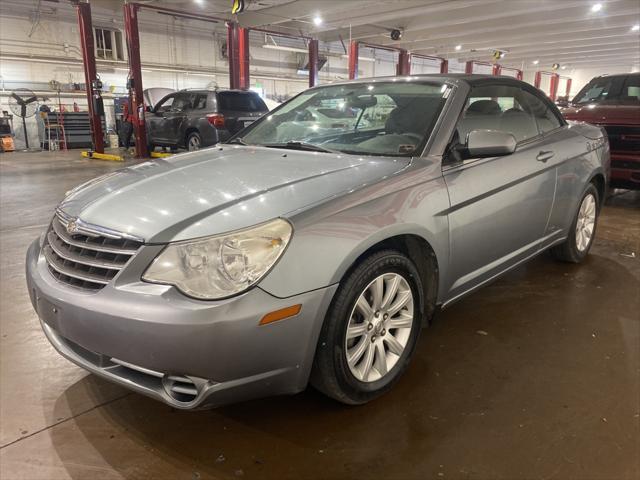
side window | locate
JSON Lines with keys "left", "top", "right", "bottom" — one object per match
{"left": 170, "top": 93, "right": 193, "bottom": 112}
{"left": 457, "top": 84, "right": 539, "bottom": 144}
{"left": 155, "top": 94, "right": 176, "bottom": 112}
{"left": 192, "top": 94, "right": 208, "bottom": 110}
{"left": 518, "top": 89, "right": 562, "bottom": 134}
{"left": 622, "top": 76, "right": 640, "bottom": 104}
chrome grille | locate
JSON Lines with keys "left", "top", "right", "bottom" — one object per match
{"left": 43, "top": 209, "right": 143, "bottom": 290}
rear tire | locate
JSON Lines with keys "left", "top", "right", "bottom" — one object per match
{"left": 187, "top": 131, "right": 201, "bottom": 151}
{"left": 551, "top": 183, "right": 599, "bottom": 263}
{"left": 311, "top": 250, "right": 424, "bottom": 405}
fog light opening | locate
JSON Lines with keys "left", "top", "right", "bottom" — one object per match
{"left": 162, "top": 374, "right": 199, "bottom": 403}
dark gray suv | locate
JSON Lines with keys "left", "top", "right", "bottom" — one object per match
{"left": 146, "top": 89, "right": 269, "bottom": 151}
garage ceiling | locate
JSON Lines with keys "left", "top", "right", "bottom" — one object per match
{"left": 94, "top": 0, "right": 640, "bottom": 70}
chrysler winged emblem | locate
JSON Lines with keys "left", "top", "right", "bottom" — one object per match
{"left": 66, "top": 219, "right": 79, "bottom": 235}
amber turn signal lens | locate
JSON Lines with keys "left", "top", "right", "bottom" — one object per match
{"left": 259, "top": 304, "right": 302, "bottom": 325}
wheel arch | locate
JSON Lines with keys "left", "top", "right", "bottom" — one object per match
{"left": 589, "top": 172, "right": 606, "bottom": 207}
{"left": 338, "top": 233, "right": 440, "bottom": 326}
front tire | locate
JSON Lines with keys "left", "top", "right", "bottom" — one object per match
{"left": 311, "top": 250, "right": 423, "bottom": 405}
{"left": 551, "top": 183, "right": 599, "bottom": 263}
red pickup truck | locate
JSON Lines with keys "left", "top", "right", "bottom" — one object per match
{"left": 561, "top": 73, "right": 640, "bottom": 190}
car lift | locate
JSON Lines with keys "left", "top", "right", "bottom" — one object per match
{"left": 464, "top": 60, "right": 523, "bottom": 80}
{"left": 347, "top": 41, "right": 449, "bottom": 80}
{"left": 75, "top": 1, "right": 118, "bottom": 161}
{"left": 534, "top": 71, "right": 572, "bottom": 101}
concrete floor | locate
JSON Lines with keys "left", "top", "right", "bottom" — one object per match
{"left": 0, "top": 150, "right": 638, "bottom": 480}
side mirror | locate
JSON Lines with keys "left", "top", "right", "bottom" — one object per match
{"left": 466, "top": 129, "right": 516, "bottom": 157}
{"left": 555, "top": 96, "right": 569, "bottom": 108}
{"left": 145, "top": 105, "right": 153, "bottom": 113}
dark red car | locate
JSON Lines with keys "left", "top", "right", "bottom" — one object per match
{"left": 561, "top": 73, "right": 640, "bottom": 190}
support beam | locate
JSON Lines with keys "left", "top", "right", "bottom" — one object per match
{"left": 348, "top": 41, "right": 359, "bottom": 80}
{"left": 534, "top": 71, "right": 542, "bottom": 88}
{"left": 492, "top": 64, "right": 502, "bottom": 76}
{"left": 440, "top": 59, "right": 448, "bottom": 74}
{"left": 549, "top": 73, "right": 559, "bottom": 101}
{"left": 565, "top": 78, "right": 572, "bottom": 97}
{"left": 227, "top": 22, "right": 239, "bottom": 89}
{"left": 123, "top": 3, "right": 148, "bottom": 158}
{"left": 75, "top": 2, "right": 104, "bottom": 154}
{"left": 465, "top": 60, "right": 473, "bottom": 74}
{"left": 397, "top": 50, "right": 411, "bottom": 76}
{"left": 308, "top": 39, "right": 319, "bottom": 87}
{"left": 238, "top": 25, "right": 250, "bottom": 90}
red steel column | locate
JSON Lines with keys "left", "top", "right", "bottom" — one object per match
{"left": 492, "top": 64, "right": 502, "bottom": 76}
{"left": 549, "top": 73, "right": 559, "bottom": 101}
{"left": 238, "top": 26, "right": 250, "bottom": 90}
{"left": 227, "top": 22, "right": 240, "bottom": 89}
{"left": 123, "top": 3, "right": 148, "bottom": 158}
{"left": 465, "top": 61, "right": 474, "bottom": 74}
{"left": 76, "top": 2, "right": 104, "bottom": 153}
{"left": 565, "top": 78, "right": 572, "bottom": 97}
{"left": 516, "top": 70, "right": 523, "bottom": 81}
{"left": 440, "top": 59, "right": 449, "bottom": 74}
{"left": 308, "top": 39, "right": 319, "bottom": 87}
{"left": 348, "top": 41, "right": 359, "bottom": 80}
{"left": 397, "top": 49, "right": 411, "bottom": 76}
{"left": 534, "top": 71, "right": 542, "bottom": 88}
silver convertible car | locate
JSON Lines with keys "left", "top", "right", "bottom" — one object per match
{"left": 26, "top": 75, "right": 609, "bottom": 409}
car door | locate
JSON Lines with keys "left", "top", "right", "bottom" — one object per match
{"left": 159, "top": 92, "right": 193, "bottom": 146}
{"left": 147, "top": 93, "right": 177, "bottom": 145}
{"left": 442, "top": 83, "right": 563, "bottom": 303}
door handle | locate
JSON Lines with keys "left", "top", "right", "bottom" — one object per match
{"left": 536, "top": 150, "right": 555, "bottom": 162}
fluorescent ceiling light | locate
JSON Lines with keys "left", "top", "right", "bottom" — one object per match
{"left": 262, "top": 44, "right": 309, "bottom": 53}
{"left": 340, "top": 54, "right": 376, "bottom": 62}
{"left": 591, "top": 3, "right": 602, "bottom": 12}
{"left": 632, "top": 24, "right": 640, "bottom": 32}
{"left": 532, "top": 60, "right": 539, "bottom": 65}
{"left": 455, "top": 45, "right": 462, "bottom": 51}
{"left": 193, "top": 0, "right": 204, "bottom": 5}
{"left": 313, "top": 15, "right": 323, "bottom": 26}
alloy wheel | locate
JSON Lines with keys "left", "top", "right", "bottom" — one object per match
{"left": 575, "top": 193, "right": 596, "bottom": 252}
{"left": 345, "top": 273, "right": 414, "bottom": 383}
{"left": 188, "top": 135, "right": 201, "bottom": 151}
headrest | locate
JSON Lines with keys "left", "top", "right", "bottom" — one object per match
{"left": 467, "top": 100, "right": 501, "bottom": 115}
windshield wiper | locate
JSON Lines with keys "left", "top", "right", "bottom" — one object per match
{"left": 226, "top": 137, "right": 248, "bottom": 145}
{"left": 262, "top": 141, "right": 335, "bottom": 153}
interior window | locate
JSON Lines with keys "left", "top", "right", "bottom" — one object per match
{"left": 192, "top": 94, "right": 208, "bottom": 110}
{"left": 155, "top": 95, "right": 175, "bottom": 112}
{"left": 458, "top": 84, "right": 539, "bottom": 144}
{"left": 622, "top": 76, "right": 640, "bottom": 104}
{"left": 170, "top": 94, "right": 192, "bottom": 112}
{"left": 519, "top": 89, "right": 562, "bottom": 134}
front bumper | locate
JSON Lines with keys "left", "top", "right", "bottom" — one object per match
{"left": 610, "top": 152, "right": 640, "bottom": 190}
{"left": 26, "top": 239, "right": 337, "bottom": 409}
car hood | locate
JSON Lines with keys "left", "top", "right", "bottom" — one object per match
{"left": 561, "top": 104, "right": 640, "bottom": 125}
{"left": 60, "top": 146, "right": 410, "bottom": 243}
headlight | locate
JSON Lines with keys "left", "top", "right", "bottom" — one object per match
{"left": 142, "top": 218, "right": 292, "bottom": 300}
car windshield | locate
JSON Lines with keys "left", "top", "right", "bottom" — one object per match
{"left": 572, "top": 75, "right": 640, "bottom": 105}
{"left": 236, "top": 81, "right": 450, "bottom": 157}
